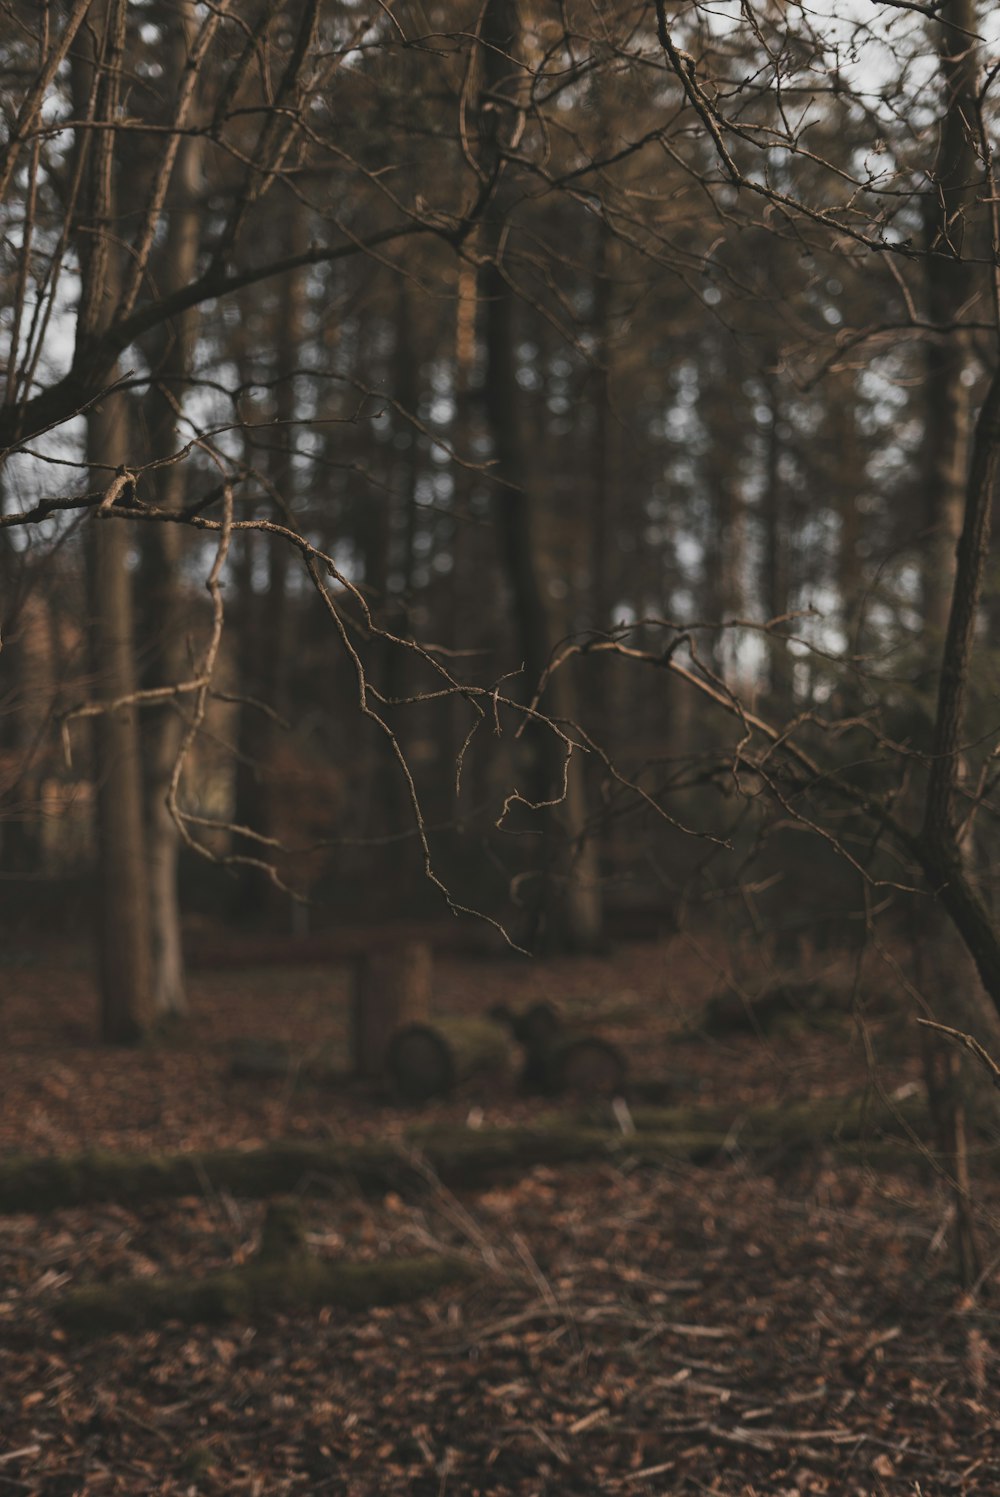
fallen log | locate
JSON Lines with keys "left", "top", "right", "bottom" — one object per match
{"left": 490, "top": 1002, "right": 626, "bottom": 1094}
{"left": 701, "top": 977, "right": 862, "bottom": 1039}
{"left": 490, "top": 1001, "right": 561, "bottom": 1050}
{"left": 0, "top": 1127, "right": 725, "bottom": 1216}
{"left": 574, "top": 1091, "right": 929, "bottom": 1148}
{"left": 57, "top": 1197, "right": 471, "bottom": 1338}
{"left": 535, "top": 1035, "right": 627, "bottom": 1096}
{"left": 187, "top": 920, "right": 508, "bottom": 969}
{"left": 57, "top": 1251, "right": 474, "bottom": 1338}
{"left": 0, "top": 1094, "right": 930, "bottom": 1218}
{"left": 386, "top": 1018, "right": 514, "bottom": 1101}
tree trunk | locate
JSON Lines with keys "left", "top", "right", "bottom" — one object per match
{"left": 916, "top": 0, "right": 1000, "bottom": 1129}
{"left": 585, "top": 225, "right": 620, "bottom": 875}
{"left": 86, "top": 400, "right": 154, "bottom": 1043}
{"left": 229, "top": 298, "right": 267, "bottom": 916}
{"left": 762, "top": 375, "right": 792, "bottom": 711}
{"left": 379, "top": 278, "right": 422, "bottom": 829}
{"left": 448, "top": 256, "right": 480, "bottom": 781}
{"left": 73, "top": 0, "right": 153, "bottom": 1042}
{"left": 920, "top": 0, "right": 979, "bottom": 643}
{"left": 351, "top": 940, "right": 433, "bottom": 1079}
{"left": 234, "top": 213, "right": 308, "bottom": 921}
{"left": 477, "top": 0, "right": 602, "bottom": 951}
{"left": 0, "top": 550, "right": 53, "bottom": 875}
{"left": 919, "top": 367, "right": 1000, "bottom": 1035}
{"left": 834, "top": 373, "right": 864, "bottom": 657}
{"left": 139, "top": 0, "right": 205, "bottom": 1017}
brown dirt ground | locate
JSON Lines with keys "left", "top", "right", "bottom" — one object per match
{"left": 0, "top": 933, "right": 997, "bottom": 1495}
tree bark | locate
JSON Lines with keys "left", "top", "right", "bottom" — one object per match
{"left": 833, "top": 372, "right": 864, "bottom": 658}
{"left": 386, "top": 1017, "right": 514, "bottom": 1101}
{"left": 74, "top": 0, "right": 153, "bottom": 1042}
{"left": 920, "top": 0, "right": 980, "bottom": 642}
{"left": 85, "top": 415, "right": 154, "bottom": 1043}
{"left": 762, "top": 375, "right": 792, "bottom": 710}
{"left": 234, "top": 211, "right": 309, "bottom": 921}
{"left": 524, "top": 1034, "right": 627, "bottom": 1098}
{"left": 57, "top": 1253, "right": 475, "bottom": 1338}
{"left": 378, "top": 278, "right": 422, "bottom": 829}
{"left": 919, "top": 364, "right": 1000, "bottom": 1019}
{"left": 0, "top": 1095, "right": 922, "bottom": 1218}
{"left": 258, "top": 215, "right": 306, "bottom": 922}
{"left": 478, "top": 0, "right": 602, "bottom": 951}
{"left": 916, "top": 0, "right": 1000, "bottom": 1128}
{"left": 351, "top": 940, "right": 433, "bottom": 1079}
{"left": 0, "top": 1127, "right": 721, "bottom": 1216}
{"left": 139, "top": 0, "right": 206, "bottom": 1017}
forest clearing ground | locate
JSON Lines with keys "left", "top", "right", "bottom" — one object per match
{"left": 0, "top": 935, "right": 997, "bottom": 1494}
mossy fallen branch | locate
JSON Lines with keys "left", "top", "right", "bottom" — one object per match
{"left": 57, "top": 1253, "right": 475, "bottom": 1337}
{"left": 0, "top": 1128, "right": 723, "bottom": 1215}
{"left": 579, "top": 1091, "right": 928, "bottom": 1148}
{"left": 0, "top": 1092, "right": 931, "bottom": 1218}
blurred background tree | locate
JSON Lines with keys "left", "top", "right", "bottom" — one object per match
{"left": 1, "top": 0, "right": 1000, "bottom": 1056}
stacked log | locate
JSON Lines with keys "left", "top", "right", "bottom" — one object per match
{"left": 491, "top": 1002, "right": 627, "bottom": 1096}
{"left": 386, "top": 1017, "right": 514, "bottom": 1102}
{"left": 534, "top": 1034, "right": 627, "bottom": 1095}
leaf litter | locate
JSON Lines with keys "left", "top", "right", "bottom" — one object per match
{"left": 0, "top": 937, "right": 997, "bottom": 1494}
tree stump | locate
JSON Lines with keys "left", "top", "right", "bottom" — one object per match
{"left": 352, "top": 941, "right": 432, "bottom": 1079}
{"left": 386, "top": 1017, "right": 514, "bottom": 1102}
{"left": 258, "top": 1198, "right": 308, "bottom": 1265}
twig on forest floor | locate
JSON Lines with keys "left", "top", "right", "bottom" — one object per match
{"left": 0, "top": 1449, "right": 39, "bottom": 1467}
{"left": 527, "top": 1422, "right": 571, "bottom": 1465}
{"left": 648, "top": 1418, "right": 862, "bottom": 1455}
{"left": 397, "top": 1150, "right": 503, "bottom": 1271}
{"left": 511, "top": 1231, "right": 560, "bottom": 1314}
{"left": 623, "top": 1461, "right": 676, "bottom": 1484}
{"left": 567, "top": 1406, "right": 610, "bottom": 1435}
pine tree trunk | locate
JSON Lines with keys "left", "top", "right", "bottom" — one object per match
{"left": 234, "top": 213, "right": 308, "bottom": 922}
{"left": 477, "top": 0, "right": 602, "bottom": 950}
{"left": 762, "top": 375, "right": 792, "bottom": 712}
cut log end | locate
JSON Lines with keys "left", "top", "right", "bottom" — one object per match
{"left": 387, "top": 1024, "right": 455, "bottom": 1102}
{"left": 537, "top": 1036, "right": 627, "bottom": 1097}
{"left": 387, "top": 1018, "right": 513, "bottom": 1102}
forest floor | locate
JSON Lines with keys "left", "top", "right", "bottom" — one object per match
{"left": 0, "top": 930, "right": 998, "bottom": 1496}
